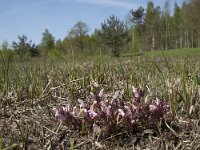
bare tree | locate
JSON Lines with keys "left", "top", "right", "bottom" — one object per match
{"left": 69, "top": 21, "right": 89, "bottom": 51}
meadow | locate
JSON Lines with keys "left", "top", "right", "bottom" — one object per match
{"left": 0, "top": 48, "right": 200, "bottom": 149}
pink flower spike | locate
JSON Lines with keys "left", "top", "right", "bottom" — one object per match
{"left": 131, "top": 118, "right": 139, "bottom": 124}
{"left": 132, "top": 86, "right": 137, "bottom": 93}
{"left": 100, "top": 101, "right": 107, "bottom": 108}
{"left": 64, "top": 105, "right": 71, "bottom": 111}
{"left": 131, "top": 104, "right": 138, "bottom": 110}
{"left": 113, "top": 91, "right": 120, "bottom": 100}
{"left": 132, "top": 86, "right": 143, "bottom": 102}
{"left": 149, "top": 105, "right": 157, "bottom": 112}
{"left": 88, "top": 110, "right": 98, "bottom": 119}
{"left": 78, "top": 98, "right": 85, "bottom": 108}
{"left": 144, "top": 95, "right": 150, "bottom": 104}
{"left": 106, "top": 105, "right": 112, "bottom": 116}
{"left": 93, "top": 124, "right": 101, "bottom": 133}
{"left": 99, "top": 89, "right": 104, "bottom": 97}
{"left": 54, "top": 107, "right": 67, "bottom": 122}
{"left": 53, "top": 107, "right": 58, "bottom": 114}
{"left": 90, "top": 92, "right": 95, "bottom": 97}
{"left": 90, "top": 92, "right": 96, "bottom": 100}
{"left": 155, "top": 98, "right": 161, "bottom": 106}
{"left": 90, "top": 100, "right": 97, "bottom": 110}
{"left": 70, "top": 106, "right": 77, "bottom": 116}
{"left": 93, "top": 100, "right": 97, "bottom": 105}
{"left": 82, "top": 108, "right": 87, "bottom": 113}
{"left": 118, "top": 109, "right": 125, "bottom": 117}
{"left": 131, "top": 119, "right": 136, "bottom": 124}
{"left": 124, "top": 106, "right": 132, "bottom": 116}
{"left": 53, "top": 108, "right": 59, "bottom": 118}
{"left": 135, "top": 93, "right": 140, "bottom": 98}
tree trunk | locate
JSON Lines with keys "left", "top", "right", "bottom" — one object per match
{"left": 152, "top": 35, "right": 155, "bottom": 50}
{"left": 198, "top": 30, "right": 200, "bottom": 47}
{"left": 180, "top": 30, "right": 183, "bottom": 49}
{"left": 165, "top": 32, "right": 168, "bottom": 50}
{"left": 187, "top": 30, "right": 189, "bottom": 48}
{"left": 184, "top": 29, "right": 187, "bottom": 48}
{"left": 165, "top": 17, "right": 168, "bottom": 50}
{"left": 132, "top": 28, "right": 135, "bottom": 52}
{"left": 191, "top": 30, "right": 194, "bottom": 48}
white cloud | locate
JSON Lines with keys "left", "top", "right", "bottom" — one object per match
{"left": 62, "top": 0, "right": 137, "bottom": 9}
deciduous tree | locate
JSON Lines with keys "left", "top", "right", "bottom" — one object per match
{"left": 68, "top": 21, "right": 89, "bottom": 51}
{"left": 41, "top": 29, "right": 55, "bottom": 50}
{"left": 129, "top": 7, "right": 145, "bottom": 51}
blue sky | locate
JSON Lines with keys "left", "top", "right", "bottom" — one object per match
{"left": 0, "top": 0, "right": 182, "bottom": 45}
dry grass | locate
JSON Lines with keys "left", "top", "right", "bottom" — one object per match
{"left": 0, "top": 56, "right": 200, "bottom": 149}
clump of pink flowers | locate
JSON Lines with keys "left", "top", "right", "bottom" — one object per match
{"left": 53, "top": 88, "right": 171, "bottom": 137}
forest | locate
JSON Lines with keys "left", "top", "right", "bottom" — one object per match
{"left": 1, "top": 0, "right": 200, "bottom": 58}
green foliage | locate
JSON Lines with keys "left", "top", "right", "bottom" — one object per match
{"left": 128, "top": 7, "right": 145, "bottom": 51}
{"left": 99, "top": 15, "right": 129, "bottom": 57}
{"left": 41, "top": 29, "right": 55, "bottom": 49}
{"left": 129, "top": 6, "right": 145, "bottom": 26}
{"left": 47, "top": 49, "right": 64, "bottom": 60}
{"left": 55, "top": 39, "right": 66, "bottom": 52}
{"left": 173, "top": 3, "right": 181, "bottom": 30}
{"left": 126, "top": 1, "right": 200, "bottom": 51}
{"left": 144, "top": 2, "right": 161, "bottom": 50}
{"left": 12, "top": 35, "right": 39, "bottom": 57}
{"left": 0, "top": 50, "right": 11, "bottom": 95}
{"left": 40, "top": 29, "right": 55, "bottom": 57}
{"left": 1, "top": 40, "right": 9, "bottom": 51}
{"left": 68, "top": 21, "right": 89, "bottom": 51}
{"left": 132, "top": 28, "right": 139, "bottom": 52}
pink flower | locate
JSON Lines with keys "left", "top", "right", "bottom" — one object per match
{"left": 144, "top": 95, "right": 150, "bottom": 104}
{"left": 71, "top": 106, "right": 77, "bottom": 116}
{"left": 118, "top": 109, "right": 125, "bottom": 117}
{"left": 90, "top": 100, "right": 97, "bottom": 110}
{"left": 132, "top": 86, "right": 143, "bottom": 103}
{"left": 90, "top": 92, "right": 101, "bottom": 103}
{"left": 100, "top": 100, "right": 108, "bottom": 109}
{"left": 93, "top": 124, "right": 101, "bottom": 133}
{"left": 88, "top": 109, "right": 98, "bottom": 119}
{"left": 155, "top": 98, "right": 161, "bottom": 106}
{"left": 53, "top": 107, "right": 60, "bottom": 117}
{"left": 149, "top": 105, "right": 157, "bottom": 112}
{"left": 53, "top": 88, "right": 172, "bottom": 136}
{"left": 78, "top": 99, "right": 85, "bottom": 108}
{"left": 124, "top": 106, "right": 132, "bottom": 116}
{"left": 113, "top": 91, "right": 120, "bottom": 100}
{"left": 131, "top": 118, "right": 139, "bottom": 124}
{"left": 98, "top": 89, "right": 104, "bottom": 97}
{"left": 111, "top": 98, "right": 119, "bottom": 108}
{"left": 106, "top": 105, "right": 112, "bottom": 117}
{"left": 53, "top": 107, "right": 70, "bottom": 122}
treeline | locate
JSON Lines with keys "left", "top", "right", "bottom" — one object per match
{"left": 131, "top": 0, "right": 200, "bottom": 51}
{"left": 1, "top": 0, "right": 200, "bottom": 58}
